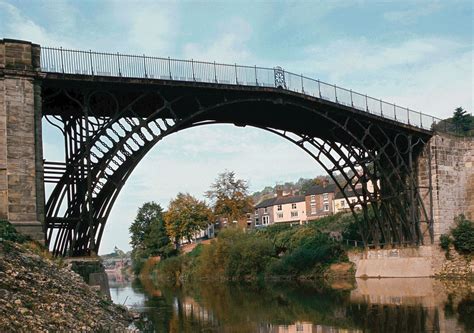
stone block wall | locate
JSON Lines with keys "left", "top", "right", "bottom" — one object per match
{"left": 0, "top": 39, "right": 44, "bottom": 242}
{"left": 417, "top": 134, "right": 474, "bottom": 242}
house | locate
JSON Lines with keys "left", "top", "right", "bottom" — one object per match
{"left": 254, "top": 189, "right": 306, "bottom": 226}
{"left": 304, "top": 182, "right": 337, "bottom": 220}
{"left": 254, "top": 197, "right": 275, "bottom": 227}
{"left": 272, "top": 194, "right": 306, "bottom": 224}
{"left": 333, "top": 189, "right": 362, "bottom": 213}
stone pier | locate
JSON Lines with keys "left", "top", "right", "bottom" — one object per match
{"left": 0, "top": 39, "right": 44, "bottom": 242}
{"left": 350, "top": 133, "right": 474, "bottom": 277}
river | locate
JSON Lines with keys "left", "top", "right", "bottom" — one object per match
{"left": 108, "top": 273, "right": 473, "bottom": 332}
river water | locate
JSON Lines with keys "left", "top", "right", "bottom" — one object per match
{"left": 108, "top": 273, "right": 473, "bottom": 332}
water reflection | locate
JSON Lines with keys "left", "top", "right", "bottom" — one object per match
{"left": 110, "top": 275, "right": 473, "bottom": 332}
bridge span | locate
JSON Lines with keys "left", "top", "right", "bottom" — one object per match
{"left": 0, "top": 39, "right": 472, "bottom": 260}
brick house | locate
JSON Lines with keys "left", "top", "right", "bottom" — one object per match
{"left": 304, "top": 183, "right": 337, "bottom": 220}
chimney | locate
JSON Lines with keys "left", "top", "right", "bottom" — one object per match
{"left": 276, "top": 188, "right": 283, "bottom": 197}
{"left": 322, "top": 179, "right": 329, "bottom": 188}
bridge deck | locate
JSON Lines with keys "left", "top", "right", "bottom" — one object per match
{"left": 40, "top": 46, "right": 440, "bottom": 134}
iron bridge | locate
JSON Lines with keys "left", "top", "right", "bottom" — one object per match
{"left": 40, "top": 47, "right": 439, "bottom": 256}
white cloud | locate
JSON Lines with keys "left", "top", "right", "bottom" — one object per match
{"left": 383, "top": 3, "right": 443, "bottom": 24}
{"left": 287, "top": 36, "right": 472, "bottom": 118}
{"left": 182, "top": 17, "right": 252, "bottom": 63}
{"left": 110, "top": 2, "right": 178, "bottom": 55}
{"left": 0, "top": 1, "right": 68, "bottom": 47}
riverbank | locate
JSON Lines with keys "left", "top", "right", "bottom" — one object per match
{"left": 149, "top": 218, "right": 356, "bottom": 284}
{"left": 147, "top": 213, "right": 473, "bottom": 283}
{"left": 0, "top": 238, "right": 133, "bottom": 331}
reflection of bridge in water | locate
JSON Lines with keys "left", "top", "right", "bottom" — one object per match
{"left": 1, "top": 39, "right": 472, "bottom": 259}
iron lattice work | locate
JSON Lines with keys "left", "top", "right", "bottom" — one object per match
{"left": 42, "top": 83, "right": 434, "bottom": 257}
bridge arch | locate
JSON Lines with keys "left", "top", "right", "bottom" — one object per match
{"left": 42, "top": 81, "right": 432, "bottom": 256}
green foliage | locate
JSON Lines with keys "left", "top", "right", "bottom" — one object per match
{"left": 267, "top": 233, "right": 346, "bottom": 277}
{"left": 129, "top": 202, "right": 174, "bottom": 274}
{"left": 452, "top": 107, "right": 473, "bottom": 135}
{"left": 451, "top": 215, "right": 474, "bottom": 254}
{"left": 129, "top": 202, "right": 165, "bottom": 250}
{"left": 155, "top": 213, "right": 353, "bottom": 282}
{"left": 439, "top": 234, "right": 452, "bottom": 251}
{"left": 196, "top": 229, "right": 275, "bottom": 280}
{"left": 0, "top": 220, "right": 28, "bottom": 243}
{"left": 164, "top": 193, "right": 212, "bottom": 243}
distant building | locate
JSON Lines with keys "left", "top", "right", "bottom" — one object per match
{"left": 304, "top": 182, "right": 337, "bottom": 220}
{"left": 272, "top": 194, "right": 306, "bottom": 224}
{"left": 254, "top": 189, "right": 306, "bottom": 226}
{"left": 254, "top": 197, "right": 276, "bottom": 227}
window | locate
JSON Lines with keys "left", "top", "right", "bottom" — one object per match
{"left": 255, "top": 218, "right": 260, "bottom": 225}
{"left": 277, "top": 212, "right": 283, "bottom": 219}
{"left": 255, "top": 209, "right": 258, "bottom": 215}
{"left": 296, "top": 324, "right": 304, "bottom": 332}
{"left": 262, "top": 215, "right": 270, "bottom": 225}
{"left": 324, "top": 203, "right": 329, "bottom": 211}
{"left": 311, "top": 208, "right": 316, "bottom": 214}
{"left": 291, "top": 211, "right": 298, "bottom": 217}
{"left": 341, "top": 200, "right": 345, "bottom": 207}
{"left": 277, "top": 205, "right": 282, "bottom": 211}
{"left": 323, "top": 193, "right": 329, "bottom": 201}
{"left": 291, "top": 203, "right": 297, "bottom": 209}
{"left": 310, "top": 195, "right": 316, "bottom": 202}
{"left": 247, "top": 213, "right": 251, "bottom": 218}
{"left": 264, "top": 207, "right": 268, "bottom": 213}
{"left": 352, "top": 199, "right": 356, "bottom": 203}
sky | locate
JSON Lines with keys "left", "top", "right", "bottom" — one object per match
{"left": 1, "top": 0, "right": 472, "bottom": 254}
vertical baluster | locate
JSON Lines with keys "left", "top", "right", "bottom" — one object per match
{"left": 89, "top": 50, "right": 94, "bottom": 76}
{"left": 255, "top": 66, "right": 258, "bottom": 86}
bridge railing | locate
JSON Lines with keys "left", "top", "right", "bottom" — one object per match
{"left": 40, "top": 47, "right": 446, "bottom": 131}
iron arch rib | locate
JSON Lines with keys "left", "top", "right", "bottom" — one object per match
{"left": 42, "top": 84, "right": 432, "bottom": 256}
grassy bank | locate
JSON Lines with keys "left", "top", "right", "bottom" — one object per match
{"left": 151, "top": 213, "right": 358, "bottom": 284}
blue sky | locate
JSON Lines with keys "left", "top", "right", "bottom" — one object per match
{"left": 1, "top": 0, "right": 472, "bottom": 254}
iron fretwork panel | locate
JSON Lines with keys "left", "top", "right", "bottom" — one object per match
{"left": 43, "top": 84, "right": 433, "bottom": 256}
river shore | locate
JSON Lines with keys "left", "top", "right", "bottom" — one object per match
{"left": 0, "top": 240, "right": 133, "bottom": 332}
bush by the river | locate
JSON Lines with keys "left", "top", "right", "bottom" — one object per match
{"left": 153, "top": 213, "right": 355, "bottom": 283}
{"left": 439, "top": 215, "right": 474, "bottom": 255}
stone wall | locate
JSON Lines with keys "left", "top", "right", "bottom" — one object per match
{"left": 349, "top": 245, "right": 473, "bottom": 278}
{"left": 0, "top": 39, "right": 44, "bottom": 241}
{"left": 417, "top": 134, "right": 474, "bottom": 242}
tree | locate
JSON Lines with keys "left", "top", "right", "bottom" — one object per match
{"left": 129, "top": 201, "right": 173, "bottom": 273}
{"left": 452, "top": 107, "right": 472, "bottom": 134}
{"left": 129, "top": 201, "right": 164, "bottom": 250}
{"left": 205, "top": 170, "right": 253, "bottom": 222}
{"left": 164, "top": 193, "right": 212, "bottom": 244}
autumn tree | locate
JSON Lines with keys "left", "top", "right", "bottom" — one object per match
{"left": 205, "top": 170, "right": 253, "bottom": 222}
{"left": 164, "top": 193, "right": 212, "bottom": 245}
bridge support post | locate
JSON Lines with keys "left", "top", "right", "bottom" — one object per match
{"left": 0, "top": 39, "right": 44, "bottom": 242}
{"left": 417, "top": 134, "right": 474, "bottom": 243}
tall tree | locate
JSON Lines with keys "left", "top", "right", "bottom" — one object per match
{"left": 452, "top": 107, "right": 472, "bottom": 134}
{"left": 205, "top": 171, "right": 253, "bottom": 222}
{"left": 164, "top": 193, "right": 212, "bottom": 244}
{"left": 129, "top": 201, "right": 164, "bottom": 250}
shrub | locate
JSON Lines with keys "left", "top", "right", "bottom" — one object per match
{"left": 439, "top": 234, "right": 451, "bottom": 251}
{"left": 451, "top": 215, "right": 474, "bottom": 254}
{"left": 267, "top": 233, "right": 346, "bottom": 277}
{"left": 0, "top": 220, "right": 28, "bottom": 243}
